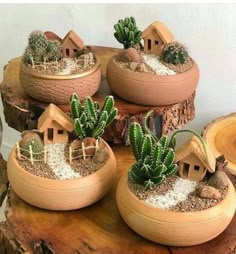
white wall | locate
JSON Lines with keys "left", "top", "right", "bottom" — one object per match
{"left": 0, "top": 3, "right": 236, "bottom": 158}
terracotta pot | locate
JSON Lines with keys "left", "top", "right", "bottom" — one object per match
{"left": 7, "top": 139, "right": 116, "bottom": 211}
{"left": 20, "top": 56, "right": 102, "bottom": 104}
{"left": 116, "top": 173, "right": 236, "bottom": 246}
{"left": 107, "top": 56, "right": 199, "bottom": 106}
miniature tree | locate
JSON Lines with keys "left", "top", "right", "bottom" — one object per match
{"left": 114, "top": 17, "right": 142, "bottom": 49}
{"left": 128, "top": 110, "right": 208, "bottom": 190}
{"left": 70, "top": 93, "right": 118, "bottom": 140}
{"left": 161, "top": 41, "right": 189, "bottom": 65}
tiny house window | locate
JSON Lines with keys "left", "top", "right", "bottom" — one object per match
{"left": 155, "top": 40, "right": 159, "bottom": 45}
{"left": 48, "top": 128, "right": 53, "bottom": 141}
{"left": 194, "top": 165, "right": 200, "bottom": 171}
{"left": 183, "top": 163, "right": 190, "bottom": 177}
{"left": 73, "top": 49, "right": 78, "bottom": 52}
{"left": 58, "top": 130, "right": 64, "bottom": 135}
{"left": 66, "top": 49, "right": 70, "bottom": 56}
{"left": 147, "top": 39, "right": 151, "bottom": 50}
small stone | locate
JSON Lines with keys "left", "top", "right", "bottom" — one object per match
{"left": 199, "top": 186, "right": 221, "bottom": 200}
{"left": 208, "top": 171, "right": 228, "bottom": 190}
{"left": 116, "top": 48, "right": 140, "bottom": 63}
{"left": 136, "top": 63, "right": 147, "bottom": 73}
{"left": 129, "top": 62, "right": 138, "bottom": 71}
{"left": 93, "top": 148, "right": 109, "bottom": 163}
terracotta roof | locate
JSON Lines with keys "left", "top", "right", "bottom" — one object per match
{"left": 142, "top": 21, "right": 175, "bottom": 44}
{"left": 175, "top": 136, "right": 216, "bottom": 173}
{"left": 38, "top": 104, "right": 74, "bottom": 132}
{"left": 62, "top": 30, "right": 84, "bottom": 48}
{"left": 44, "top": 31, "right": 62, "bottom": 42}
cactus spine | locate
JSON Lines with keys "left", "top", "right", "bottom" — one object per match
{"left": 114, "top": 17, "right": 142, "bottom": 49}
{"left": 70, "top": 94, "right": 118, "bottom": 140}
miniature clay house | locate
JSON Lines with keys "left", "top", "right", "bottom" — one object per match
{"left": 142, "top": 21, "right": 174, "bottom": 55}
{"left": 61, "top": 30, "right": 84, "bottom": 58}
{"left": 175, "top": 136, "right": 216, "bottom": 181}
{"left": 37, "top": 104, "right": 74, "bottom": 145}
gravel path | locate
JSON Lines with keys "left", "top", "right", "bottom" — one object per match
{"left": 46, "top": 143, "right": 81, "bottom": 179}
{"left": 143, "top": 54, "right": 176, "bottom": 75}
{"left": 145, "top": 178, "right": 197, "bottom": 210}
{"left": 57, "top": 58, "right": 76, "bottom": 75}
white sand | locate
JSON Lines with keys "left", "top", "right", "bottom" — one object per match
{"left": 143, "top": 54, "right": 176, "bottom": 75}
{"left": 145, "top": 178, "right": 197, "bottom": 210}
{"left": 57, "top": 58, "right": 77, "bottom": 75}
{"left": 46, "top": 143, "right": 81, "bottom": 179}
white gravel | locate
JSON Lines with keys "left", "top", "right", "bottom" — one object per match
{"left": 57, "top": 58, "right": 77, "bottom": 75}
{"left": 143, "top": 54, "right": 176, "bottom": 75}
{"left": 46, "top": 143, "right": 81, "bottom": 179}
{"left": 145, "top": 178, "right": 197, "bottom": 210}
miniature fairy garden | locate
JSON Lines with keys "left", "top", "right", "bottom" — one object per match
{"left": 20, "top": 30, "right": 102, "bottom": 104}
{"left": 116, "top": 110, "right": 236, "bottom": 246}
{"left": 16, "top": 94, "right": 117, "bottom": 180}
{"left": 7, "top": 93, "right": 117, "bottom": 210}
{"left": 127, "top": 111, "right": 228, "bottom": 212}
{"left": 107, "top": 17, "right": 199, "bottom": 106}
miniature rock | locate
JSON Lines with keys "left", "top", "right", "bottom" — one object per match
{"left": 129, "top": 62, "right": 138, "bottom": 71}
{"left": 117, "top": 48, "right": 140, "bottom": 63}
{"left": 199, "top": 186, "right": 221, "bottom": 200}
{"left": 136, "top": 63, "right": 147, "bottom": 73}
{"left": 20, "top": 130, "right": 43, "bottom": 147}
{"left": 208, "top": 170, "right": 228, "bottom": 190}
{"left": 93, "top": 148, "right": 109, "bottom": 163}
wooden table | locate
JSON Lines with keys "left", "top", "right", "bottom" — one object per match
{"left": 1, "top": 46, "right": 236, "bottom": 253}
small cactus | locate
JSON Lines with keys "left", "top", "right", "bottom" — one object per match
{"left": 20, "top": 138, "right": 44, "bottom": 159}
{"left": 161, "top": 41, "right": 189, "bottom": 65}
{"left": 70, "top": 93, "right": 118, "bottom": 140}
{"left": 114, "top": 17, "right": 142, "bottom": 49}
{"left": 28, "top": 31, "right": 48, "bottom": 50}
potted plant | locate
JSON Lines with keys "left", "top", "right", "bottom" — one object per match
{"left": 20, "top": 30, "right": 101, "bottom": 104}
{"left": 7, "top": 94, "right": 118, "bottom": 210}
{"left": 116, "top": 111, "right": 236, "bottom": 246}
{"left": 107, "top": 17, "right": 199, "bottom": 106}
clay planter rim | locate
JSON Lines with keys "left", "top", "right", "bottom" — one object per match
{"left": 109, "top": 56, "right": 199, "bottom": 83}
{"left": 118, "top": 173, "right": 236, "bottom": 223}
{"left": 20, "top": 55, "right": 101, "bottom": 80}
{"left": 8, "top": 138, "right": 114, "bottom": 189}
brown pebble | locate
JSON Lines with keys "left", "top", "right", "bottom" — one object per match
{"left": 208, "top": 170, "right": 228, "bottom": 190}
{"left": 199, "top": 186, "right": 222, "bottom": 200}
{"left": 129, "top": 62, "right": 138, "bottom": 71}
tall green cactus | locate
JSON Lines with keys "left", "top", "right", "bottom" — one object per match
{"left": 128, "top": 110, "right": 207, "bottom": 190}
{"left": 114, "top": 17, "right": 142, "bottom": 49}
{"left": 70, "top": 93, "right": 118, "bottom": 140}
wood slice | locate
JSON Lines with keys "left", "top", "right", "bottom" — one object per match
{"left": 0, "top": 46, "right": 195, "bottom": 144}
{"left": 203, "top": 113, "right": 236, "bottom": 175}
{"left": 1, "top": 146, "right": 236, "bottom": 253}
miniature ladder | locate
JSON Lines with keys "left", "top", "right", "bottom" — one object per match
{"left": 46, "top": 143, "right": 81, "bottom": 179}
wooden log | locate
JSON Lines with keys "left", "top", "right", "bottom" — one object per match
{"left": 0, "top": 146, "right": 236, "bottom": 253}
{"left": 0, "top": 46, "right": 195, "bottom": 144}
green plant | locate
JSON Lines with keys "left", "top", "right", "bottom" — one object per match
{"left": 161, "top": 41, "right": 189, "bottom": 65}
{"left": 128, "top": 110, "right": 208, "bottom": 189}
{"left": 114, "top": 17, "right": 142, "bottom": 49}
{"left": 70, "top": 93, "right": 118, "bottom": 140}
{"left": 20, "top": 138, "right": 44, "bottom": 159}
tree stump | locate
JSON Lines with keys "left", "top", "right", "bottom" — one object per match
{"left": 1, "top": 146, "right": 236, "bottom": 253}
{"left": 0, "top": 46, "right": 195, "bottom": 144}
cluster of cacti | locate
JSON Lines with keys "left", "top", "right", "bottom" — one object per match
{"left": 129, "top": 121, "right": 178, "bottom": 190}
{"left": 161, "top": 41, "right": 189, "bottom": 65}
{"left": 22, "top": 31, "right": 62, "bottom": 66}
{"left": 70, "top": 93, "right": 118, "bottom": 140}
{"left": 114, "top": 17, "right": 142, "bottom": 49}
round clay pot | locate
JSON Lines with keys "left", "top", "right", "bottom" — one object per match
{"left": 8, "top": 139, "right": 116, "bottom": 211}
{"left": 107, "top": 56, "right": 199, "bottom": 106}
{"left": 20, "top": 56, "right": 102, "bottom": 104}
{"left": 116, "top": 174, "right": 236, "bottom": 246}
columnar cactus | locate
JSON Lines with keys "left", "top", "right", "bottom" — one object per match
{"left": 70, "top": 93, "right": 118, "bottom": 140}
{"left": 114, "top": 17, "right": 142, "bottom": 49}
{"left": 161, "top": 41, "right": 189, "bottom": 65}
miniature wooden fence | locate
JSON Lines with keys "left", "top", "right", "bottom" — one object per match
{"left": 16, "top": 142, "right": 47, "bottom": 165}
{"left": 69, "top": 140, "right": 99, "bottom": 164}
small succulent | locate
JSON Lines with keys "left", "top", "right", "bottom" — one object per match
{"left": 70, "top": 93, "right": 118, "bottom": 140}
{"left": 28, "top": 31, "right": 48, "bottom": 50}
{"left": 20, "top": 138, "right": 44, "bottom": 159}
{"left": 128, "top": 110, "right": 208, "bottom": 190}
{"left": 114, "top": 17, "right": 142, "bottom": 49}
{"left": 161, "top": 41, "right": 189, "bottom": 65}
